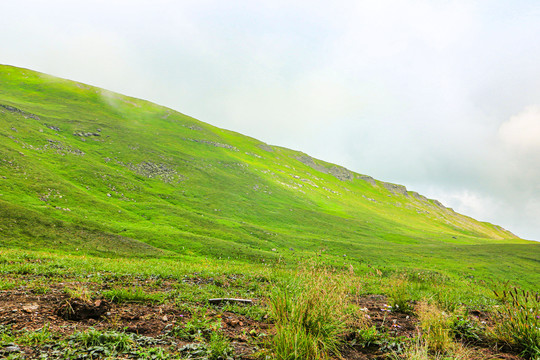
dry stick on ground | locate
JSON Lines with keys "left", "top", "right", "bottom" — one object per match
{"left": 208, "top": 298, "right": 253, "bottom": 305}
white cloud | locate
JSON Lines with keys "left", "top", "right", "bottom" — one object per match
{"left": 499, "top": 105, "right": 540, "bottom": 152}
{"left": 424, "top": 188, "right": 500, "bottom": 222}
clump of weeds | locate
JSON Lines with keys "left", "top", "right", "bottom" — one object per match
{"left": 492, "top": 286, "right": 540, "bottom": 359}
{"left": 102, "top": 287, "right": 165, "bottom": 304}
{"left": 169, "top": 307, "right": 220, "bottom": 341}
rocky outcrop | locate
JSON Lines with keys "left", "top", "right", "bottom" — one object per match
{"left": 127, "top": 161, "right": 181, "bottom": 183}
{"left": 328, "top": 166, "right": 354, "bottom": 181}
{"left": 410, "top": 191, "right": 427, "bottom": 201}
{"left": 73, "top": 131, "right": 100, "bottom": 137}
{"left": 382, "top": 182, "right": 409, "bottom": 196}
{"left": 185, "top": 138, "right": 238, "bottom": 151}
{"left": 0, "top": 104, "right": 40, "bottom": 120}
{"left": 258, "top": 143, "right": 274, "bottom": 152}
{"left": 297, "top": 155, "right": 354, "bottom": 181}
{"left": 183, "top": 124, "right": 202, "bottom": 131}
{"left": 46, "top": 124, "right": 61, "bottom": 131}
{"left": 44, "top": 139, "right": 85, "bottom": 156}
{"left": 358, "top": 175, "right": 376, "bottom": 186}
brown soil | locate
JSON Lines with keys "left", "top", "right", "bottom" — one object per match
{"left": 0, "top": 281, "right": 270, "bottom": 359}
{"left": 0, "top": 280, "right": 525, "bottom": 359}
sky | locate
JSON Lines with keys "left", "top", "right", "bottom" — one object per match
{"left": 2, "top": 0, "right": 540, "bottom": 241}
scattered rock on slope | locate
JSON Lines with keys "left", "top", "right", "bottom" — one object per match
{"left": 297, "top": 155, "right": 354, "bottom": 181}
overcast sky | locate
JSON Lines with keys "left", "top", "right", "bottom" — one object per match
{"left": 2, "top": 0, "right": 540, "bottom": 241}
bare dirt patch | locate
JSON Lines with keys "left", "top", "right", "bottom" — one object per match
{"left": 0, "top": 281, "right": 526, "bottom": 359}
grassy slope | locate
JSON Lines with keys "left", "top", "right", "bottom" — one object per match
{"left": 0, "top": 65, "right": 538, "bottom": 288}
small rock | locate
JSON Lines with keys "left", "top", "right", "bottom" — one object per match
{"left": 22, "top": 304, "right": 39, "bottom": 313}
{"left": 4, "top": 345, "right": 21, "bottom": 353}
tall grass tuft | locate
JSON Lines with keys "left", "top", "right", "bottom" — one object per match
{"left": 387, "top": 278, "right": 413, "bottom": 314}
{"left": 269, "top": 267, "right": 349, "bottom": 360}
{"left": 492, "top": 286, "right": 540, "bottom": 359}
{"left": 416, "top": 301, "right": 455, "bottom": 354}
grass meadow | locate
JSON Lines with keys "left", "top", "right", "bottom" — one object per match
{"left": 1, "top": 65, "right": 539, "bottom": 358}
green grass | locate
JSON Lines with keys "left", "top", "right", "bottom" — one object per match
{"left": 18, "top": 324, "right": 56, "bottom": 346}
{"left": 102, "top": 287, "right": 166, "bottom": 304}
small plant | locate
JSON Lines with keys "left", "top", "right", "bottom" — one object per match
{"left": 389, "top": 337, "right": 473, "bottom": 360}
{"left": 0, "top": 280, "right": 16, "bottom": 291}
{"left": 349, "top": 326, "right": 381, "bottom": 348}
{"left": 169, "top": 308, "right": 220, "bottom": 341}
{"left": 64, "top": 285, "right": 92, "bottom": 301}
{"left": 29, "top": 284, "right": 50, "bottom": 295}
{"left": 389, "top": 337, "right": 430, "bottom": 360}
{"left": 71, "top": 328, "right": 134, "bottom": 352}
{"left": 18, "top": 324, "right": 55, "bottom": 345}
{"left": 207, "top": 331, "right": 234, "bottom": 360}
{"left": 492, "top": 286, "right": 540, "bottom": 359}
{"left": 133, "top": 347, "right": 172, "bottom": 359}
{"left": 102, "top": 287, "right": 164, "bottom": 304}
{"left": 450, "top": 311, "right": 483, "bottom": 343}
{"left": 0, "top": 324, "right": 15, "bottom": 345}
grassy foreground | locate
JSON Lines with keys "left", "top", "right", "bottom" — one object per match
{"left": 0, "top": 248, "right": 539, "bottom": 359}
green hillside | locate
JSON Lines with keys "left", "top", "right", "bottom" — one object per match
{"left": 0, "top": 64, "right": 538, "bottom": 286}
